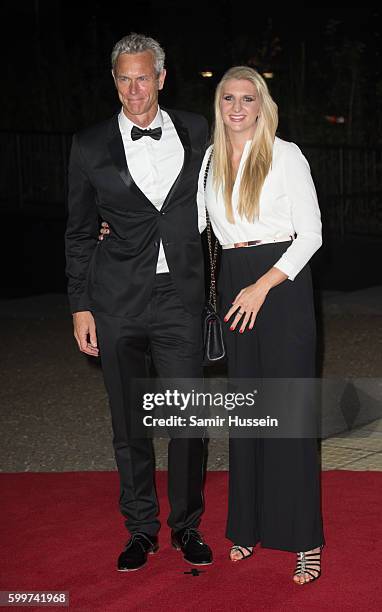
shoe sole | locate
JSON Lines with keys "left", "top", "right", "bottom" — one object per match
{"left": 183, "top": 558, "right": 213, "bottom": 566}
{"left": 172, "top": 543, "right": 213, "bottom": 565}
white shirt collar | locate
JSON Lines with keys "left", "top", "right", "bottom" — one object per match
{"left": 118, "top": 107, "right": 164, "bottom": 141}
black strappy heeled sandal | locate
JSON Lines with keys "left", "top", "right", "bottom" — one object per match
{"left": 230, "top": 545, "right": 254, "bottom": 562}
{"left": 293, "top": 546, "right": 323, "bottom": 584}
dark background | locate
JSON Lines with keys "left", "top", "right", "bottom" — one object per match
{"left": 0, "top": 1, "right": 381, "bottom": 297}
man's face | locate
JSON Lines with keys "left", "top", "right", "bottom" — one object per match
{"left": 113, "top": 51, "right": 166, "bottom": 126}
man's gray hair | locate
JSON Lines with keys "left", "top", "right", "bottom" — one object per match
{"left": 111, "top": 33, "right": 165, "bottom": 74}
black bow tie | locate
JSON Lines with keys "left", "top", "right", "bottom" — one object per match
{"left": 131, "top": 126, "right": 162, "bottom": 141}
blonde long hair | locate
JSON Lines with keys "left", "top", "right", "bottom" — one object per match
{"left": 212, "top": 66, "right": 278, "bottom": 223}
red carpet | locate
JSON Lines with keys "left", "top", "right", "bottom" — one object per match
{"left": 1, "top": 471, "right": 381, "bottom": 611}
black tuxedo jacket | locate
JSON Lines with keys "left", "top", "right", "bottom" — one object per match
{"left": 65, "top": 109, "right": 208, "bottom": 317}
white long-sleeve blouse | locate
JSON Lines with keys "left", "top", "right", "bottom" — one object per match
{"left": 197, "top": 136, "right": 322, "bottom": 280}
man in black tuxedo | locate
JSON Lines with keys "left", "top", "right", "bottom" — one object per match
{"left": 65, "top": 33, "right": 212, "bottom": 571}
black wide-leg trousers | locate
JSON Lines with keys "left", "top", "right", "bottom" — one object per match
{"left": 219, "top": 242, "right": 325, "bottom": 553}
{"left": 94, "top": 273, "right": 205, "bottom": 537}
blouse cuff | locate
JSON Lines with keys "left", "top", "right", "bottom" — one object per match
{"left": 273, "top": 255, "right": 297, "bottom": 281}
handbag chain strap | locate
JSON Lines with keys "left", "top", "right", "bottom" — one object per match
{"left": 203, "top": 150, "right": 219, "bottom": 311}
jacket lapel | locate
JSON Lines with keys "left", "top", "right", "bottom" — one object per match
{"left": 107, "top": 115, "right": 158, "bottom": 210}
{"left": 161, "top": 109, "right": 192, "bottom": 211}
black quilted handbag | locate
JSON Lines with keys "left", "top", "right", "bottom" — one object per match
{"left": 202, "top": 151, "right": 226, "bottom": 366}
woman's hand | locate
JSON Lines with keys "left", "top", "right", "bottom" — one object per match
{"left": 224, "top": 267, "right": 288, "bottom": 332}
{"left": 98, "top": 221, "right": 110, "bottom": 241}
{"left": 224, "top": 280, "right": 269, "bottom": 332}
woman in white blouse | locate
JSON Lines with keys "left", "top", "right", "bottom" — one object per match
{"left": 198, "top": 66, "right": 324, "bottom": 583}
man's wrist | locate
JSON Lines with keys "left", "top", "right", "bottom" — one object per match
{"left": 73, "top": 310, "right": 91, "bottom": 317}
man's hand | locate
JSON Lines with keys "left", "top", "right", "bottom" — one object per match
{"left": 73, "top": 311, "right": 99, "bottom": 357}
{"left": 99, "top": 221, "right": 110, "bottom": 241}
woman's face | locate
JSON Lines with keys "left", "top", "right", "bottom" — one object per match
{"left": 219, "top": 78, "right": 261, "bottom": 140}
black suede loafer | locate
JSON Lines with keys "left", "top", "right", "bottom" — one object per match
{"left": 171, "top": 528, "right": 213, "bottom": 565}
{"left": 117, "top": 533, "right": 159, "bottom": 572}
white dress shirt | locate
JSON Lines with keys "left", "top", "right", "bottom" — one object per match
{"left": 197, "top": 136, "right": 322, "bottom": 280}
{"left": 118, "top": 107, "right": 184, "bottom": 273}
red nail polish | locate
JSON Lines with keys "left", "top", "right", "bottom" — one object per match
{"left": 240, "top": 329, "right": 243, "bottom": 334}
{"left": 224, "top": 317, "right": 228, "bottom": 322}
{"left": 230, "top": 326, "right": 234, "bottom": 331}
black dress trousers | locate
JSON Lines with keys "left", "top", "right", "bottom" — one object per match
{"left": 94, "top": 273, "right": 205, "bottom": 536}
{"left": 219, "top": 242, "right": 325, "bottom": 553}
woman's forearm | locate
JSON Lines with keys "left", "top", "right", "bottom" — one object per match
{"left": 259, "top": 266, "right": 288, "bottom": 292}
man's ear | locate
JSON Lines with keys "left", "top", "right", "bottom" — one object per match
{"left": 111, "top": 70, "right": 116, "bottom": 85}
{"left": 158, "top": 69, "right": 166, "bottom": 91}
